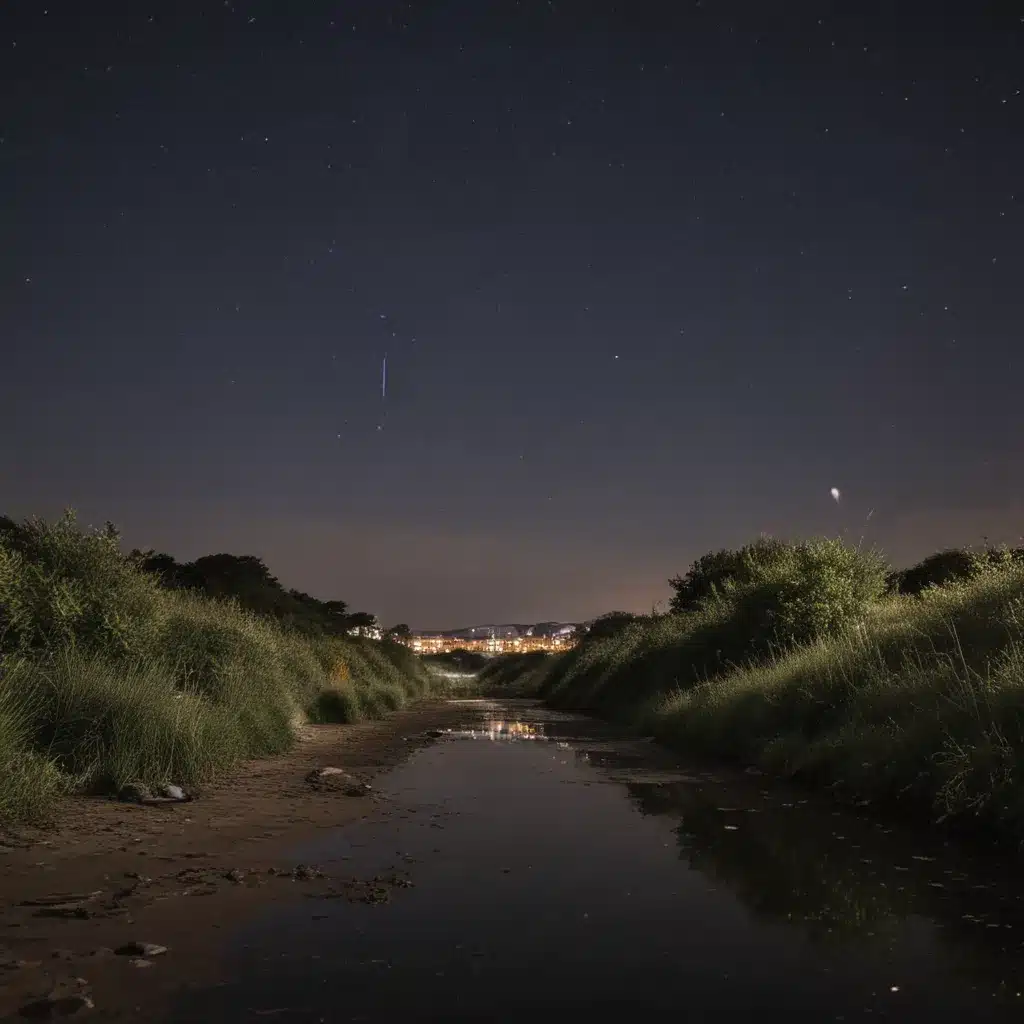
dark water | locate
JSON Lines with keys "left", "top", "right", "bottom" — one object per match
{"left": 169, "top": 699, "right": 1024, "bottom": 1022}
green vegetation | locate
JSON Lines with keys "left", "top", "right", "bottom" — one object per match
{"left": 423, "top": 649, "right": 490, "bottom": 674}
{"left": 477, "top": 650, "right": 552, "bottom": 693}
{"left": 0, "top": 511, "right": 433, "bottom": 824}
{"left": 496, "top": 535, "right": 1024, "bottom": 841}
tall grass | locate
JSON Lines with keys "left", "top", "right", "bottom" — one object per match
{"left": 506, "top": 539, "right": 1024, "bottom": 840}
{"left": 0, "top": 511, "right": 434, "bottom": 824}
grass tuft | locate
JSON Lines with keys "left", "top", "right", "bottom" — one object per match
{"left": 497, "top": 542, "right": 1024, "bottom": 841}
{"left": 0, "top": 511, "right": 434, "bottom": 824}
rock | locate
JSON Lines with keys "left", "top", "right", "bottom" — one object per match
{"left": 291, "top": 864, "right": 323, "bottom": 881}
{"left": 424, "top": 729, "right": 445, "bottom": 739}
{"left": 224, "top": 869, "right": 245, "bottom": 884}
{"left": 127, "top": 958, "right": 152, "bottom": 968}
{"left": 117, "top": 783, "right": 151, "bottom": 803}
{"left": 113, "top": 942, "right": 167, "bottom": 958}
{"left": 305, "top": 768, "right": 371, "bottom": 796}
{"left": 158, "top": 784, "right": 186, "bottom": 801}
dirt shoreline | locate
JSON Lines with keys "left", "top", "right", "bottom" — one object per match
{"left": 0, "top": 699, "right": 475, "bottom": 1021}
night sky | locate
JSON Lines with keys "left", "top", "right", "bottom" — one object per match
{"left": 2, "top": 3, "right": 1021, "bottom": 629}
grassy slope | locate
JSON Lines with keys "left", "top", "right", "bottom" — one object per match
{"left": 0, "top": 515, "right": 435, "bottom": 824}
{"left": 522, "top": 563, "right": 1024, "bottom": 839}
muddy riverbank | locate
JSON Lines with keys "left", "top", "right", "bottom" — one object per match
{"left": 0, "top": 701, "right": 471, "bottom": 1021}
{"left": 6, "top": 698, "right": 1024, "bottom": 1022}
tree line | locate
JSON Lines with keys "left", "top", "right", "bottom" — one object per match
{"left": 0, "top": 514, "right": 409, "bottom": 643}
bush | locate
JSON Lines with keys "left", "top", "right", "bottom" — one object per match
{"left": 0, "top": 511, "right": 164, "bottom": 659}
{"left": 536, "top": 537, "right": 890, "bottom": 716}
{"left": 695, "top": 537, "right": 890, "bottom": 651}
{"left": 891, "top": 546, "right": 1024, "bottom": 597}
{"left": 478, "top": 651, "right": 551, "bottom": 691}
{"left": 0, "top": 510, "right": 435, "bottom": 825}
{"left": 5, "top": 650, "right": 237, "bottom": 795}
{"left": 650, "top": 563, "right": 1024, "bottom": 824}
{"left": 308, "top": 684, "right": 363, "bottom": 724}
{"left": 668, "top": 546, "right": 757, "bottom": 613}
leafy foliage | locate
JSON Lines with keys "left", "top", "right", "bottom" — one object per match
{"left": 0, "top": 510, "right": 164, "bottom": 659}
{"left": 703, "top": 537, "right": 890, "bottom": 650}
{"left": 668, "top": 545, "right": 760, "bottom": 613}
{"left": 582, "top": 611, "right": 640, "bottom": 641}
{"left": 0, "top": 510, "right": 432, "bottom": 824}
{"left": 130, "top": 548, "right": 372, "bottom": 637}
{"left": 891, "top": 546, "right": 1024, "bottom": 597}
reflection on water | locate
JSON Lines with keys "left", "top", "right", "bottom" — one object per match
{"left": 626, "top": 777, "right": 1024, "bottom": 999}
{"left": 168, "top": 700, "right": 1024, "bottom": 1022}
{"left": 449, "top": 718, "right": 548, "bottom": 742}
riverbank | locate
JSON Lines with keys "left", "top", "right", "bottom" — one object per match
{"left": 495, "top": 560, "right": 1024, "bottom": 845}
{"left": 127, "top": 700, "right": 1024, "bottom": 1022}
{"left": 0, "top": 699, "right": 471, "bottom": 1021}
{"left": 0, "top": 512, "right": 440, "bottom": 826}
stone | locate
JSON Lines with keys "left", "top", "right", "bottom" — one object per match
{"left": 117, "top": 783, "right": 151, "bottom": 803}
{"left": 305, "top": 768, "right": 371, "bottom": 796}
{"left": 158, "top": 784, "right": 186, "bottom": 801}
{"left": 113, "top": 942, "right": 167, "bottom": 958}
{"left": 224, "top": 869, "right": 245, "bottom": 884}
{"left": 127, "top": 958, "right": 152, "bottom": 968}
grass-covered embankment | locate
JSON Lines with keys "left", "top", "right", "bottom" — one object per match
{"left": 0, "top": 512, "right": 434, "bottom": 825}
{"left": 477, "top": 651, "right": 553, "bottom": 694}
{"left": 503, "top": 537, "right": 1024, "bottom": 841}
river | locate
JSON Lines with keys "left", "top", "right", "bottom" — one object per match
{"left": 168, "top": 698, "right": 1024, "bottom": 1022}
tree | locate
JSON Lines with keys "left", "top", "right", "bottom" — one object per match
{"left": 890, "top": 548, "right": 1013, "bottom": 596}
{"left": 385, "top": 623, "right": 412, "bottom": 642}
{"left": 130, "top": 550, "right": 200, "bottom": 591}
{"left": 585, "top": 611, "right": 639, "bottom": 641}
{"left": 345, "top": 611, "right": 380, "bottom": 637}
{"left": 668, "top": 543, "right": 786, "bottom": 614}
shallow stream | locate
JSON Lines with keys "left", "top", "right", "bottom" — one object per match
{"left": 169, "top": 699, "right": 1024, "bottom": 1022}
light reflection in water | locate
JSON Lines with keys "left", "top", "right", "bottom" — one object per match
{"left": 451, "top": 718, "right": 547, "bottom": 742}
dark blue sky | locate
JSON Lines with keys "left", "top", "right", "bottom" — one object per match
{"left": 2, "top": 2, "right": 1022, "bottom": 628}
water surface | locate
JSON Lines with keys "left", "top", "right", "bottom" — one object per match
{"left": 169, "top": 699, "right": 1024, "bottom": 1022}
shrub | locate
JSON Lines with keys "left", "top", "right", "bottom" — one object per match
{"left": 892, "top": 548, "right": 983, "bottom": 596}
{"left": 537, "top": 538, "right": 889, "bottom": 717}
{"left": 892, "top": 546, "right": 1024, "bottom": 597}
{"left": 0, "top": 511, "right": 164, "bottom": 659}
{"left": 6, "top": 649, "right": 237, "bottom": 794}
{"left": 668, "top": 546, "right": 760, "bottom": 613}
{"left": 690, "top": 537, "right": 887, "bottom": 649}
{"left": 0, "top": 510, "right": 434, "bottom": 825}
{"left": 308, "top": 684, "right": 363, "bottom": 724}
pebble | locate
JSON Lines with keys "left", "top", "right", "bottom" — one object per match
{"left": 113, "top": 942, "right": 167, "bottom": 958}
